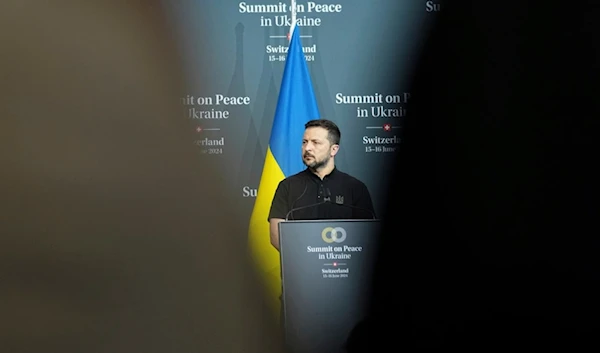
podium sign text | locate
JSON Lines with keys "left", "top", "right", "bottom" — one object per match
{"left": 279, "top": 219, "right": 381, "bottom": 353}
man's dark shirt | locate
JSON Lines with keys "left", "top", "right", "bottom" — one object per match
{"left": 268, "top": 167, "right": 376, "bottom": 221}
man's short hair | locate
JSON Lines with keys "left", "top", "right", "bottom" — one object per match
{"left": 305, "top": 119, "right": 341, "bottom": 145}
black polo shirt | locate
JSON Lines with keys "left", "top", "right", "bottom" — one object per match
{"left": 268, "top": 167, "right": 376, "bottom": 221}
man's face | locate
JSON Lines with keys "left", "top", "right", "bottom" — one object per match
{"left": 301, "top": 127, "right": 337, "bottom": 169}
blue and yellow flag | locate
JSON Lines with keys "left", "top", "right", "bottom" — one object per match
{"left": 248, "top": 27, "right": 320, "bottom": 315}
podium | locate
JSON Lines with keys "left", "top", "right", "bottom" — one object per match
{"left": 279, "top": 219, "right": 381, "bottom": 353}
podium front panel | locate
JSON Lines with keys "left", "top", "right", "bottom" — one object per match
{"left": 279, "top": 219, "right": 381, "bottom": 353}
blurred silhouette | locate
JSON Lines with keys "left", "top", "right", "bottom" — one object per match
{"left": 0, "top": 2, "right": 286, "bottom": 353}
{"left": 358, "top": 0, "right": 600, "bottom": 350}
{"left": 2, "top": 1, "right": 599, "bottom": 352}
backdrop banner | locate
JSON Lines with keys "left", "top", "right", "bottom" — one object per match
{"left": 163, "top": 0, "right": 440, "bottom": 312}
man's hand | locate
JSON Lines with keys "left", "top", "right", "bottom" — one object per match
{"left": 269, "top": 218, "right": 284, "bottom": 251}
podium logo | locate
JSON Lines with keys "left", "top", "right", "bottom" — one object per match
{"left": 321, "top": 227, "right": 347, "bottom": 244}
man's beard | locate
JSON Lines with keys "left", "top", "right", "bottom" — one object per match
{"left": 303, "top": 153, "right": 330, "bottom": 170}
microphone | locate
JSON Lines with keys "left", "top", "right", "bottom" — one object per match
{"left": 326, "top": 188, "right": 377, "bottom": 220}
{"left": 323, "top": 188, "right": 331, "bottom": 202}
{"left": 285, "top": 198, "right": 328, "bottom": 221}
{"left": 290, "top": 181, "right": 308, "bottom": 211}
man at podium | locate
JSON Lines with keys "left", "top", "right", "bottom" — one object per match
{"left": 268, "top": 119, "right": 376, "bottom": 251}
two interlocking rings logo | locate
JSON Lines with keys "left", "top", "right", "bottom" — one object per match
{"left": 321, "top": 227, "right": 347, "bottom": 243}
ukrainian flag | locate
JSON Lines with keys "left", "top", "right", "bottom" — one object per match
{"left": 247, "top": 25, "right": 320, "bottom": 315}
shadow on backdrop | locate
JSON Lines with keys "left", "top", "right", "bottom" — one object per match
{"left": 348, "top": 1, "right": 600, "bottom": 350}
{"left": 0, "top": 2, "right": 286, "bottom": 353}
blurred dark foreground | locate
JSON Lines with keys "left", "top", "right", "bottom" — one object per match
{"left": 1, "top": 1, "right": 599, "bottom": 352}
{"left": 0, "top": 2, "right": 286, "bottom": 353}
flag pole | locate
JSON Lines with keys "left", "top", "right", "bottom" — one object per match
{"left": 290, "top": 0, "right": 297, "bottom": 40}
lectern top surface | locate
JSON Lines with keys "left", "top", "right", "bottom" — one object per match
{"left": 281, "top": 219, "right": 380, "bottom": 224}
